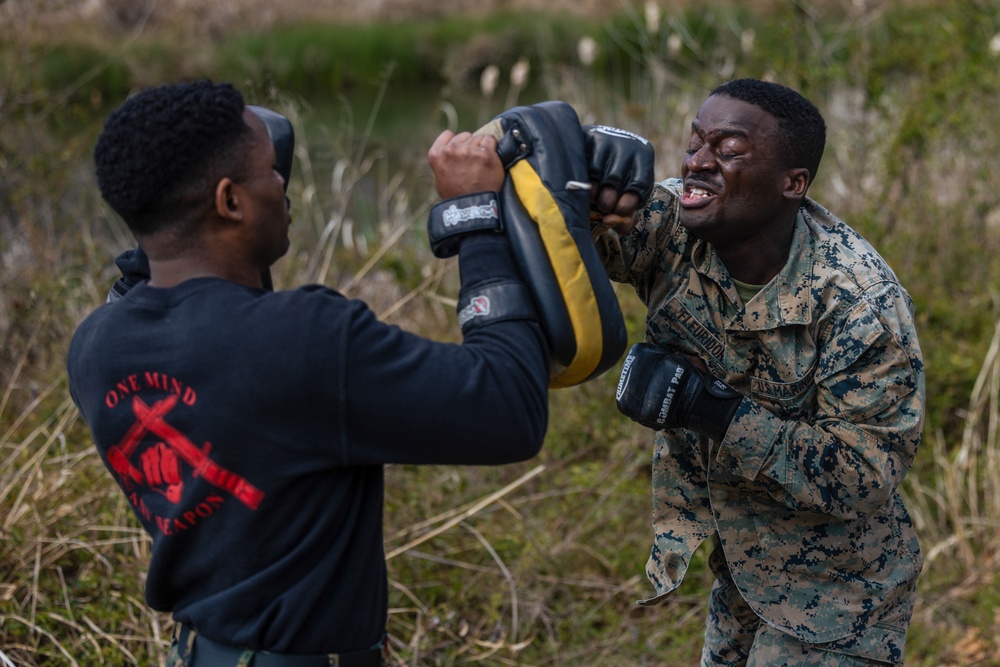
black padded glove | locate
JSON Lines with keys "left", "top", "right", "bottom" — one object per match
{"left": 582, "top": 125, "right": 655, "bottom": 205}
{"left": 615, "top": 342, "right": 743, "bottom": 441}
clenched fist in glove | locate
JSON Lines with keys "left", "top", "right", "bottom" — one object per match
{"left": 615, "top": 342, "right": 744, "bottom": 442}
{"left": 583, "top": 125, "right": 655, "bottom": 232}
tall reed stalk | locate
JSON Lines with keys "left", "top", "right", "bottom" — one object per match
{"left": 905, "top": 316, "right": 1000, "bottom": 572}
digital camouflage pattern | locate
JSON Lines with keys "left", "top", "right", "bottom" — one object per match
{"left": 593, "top": 179, "right": 925, "bottom": 663}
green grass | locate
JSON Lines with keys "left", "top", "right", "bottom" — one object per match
{"left": 4, "top": 1, "right": 1000, "bottom": 664}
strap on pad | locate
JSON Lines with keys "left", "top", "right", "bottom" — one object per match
{"left": 428, "top": 192, "right": 503, "bottom": 258}
{"left": 458, "top": 279, "right": 536, "bottom": 333}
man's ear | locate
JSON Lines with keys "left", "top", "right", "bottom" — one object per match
{"left": 214, "top": 177, "right": 242, "bottom": 221}
{"left": 783, "top": 168, "right": 810, "bottom": 200}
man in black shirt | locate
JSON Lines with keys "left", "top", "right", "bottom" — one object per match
{"left": 67, "top": 80, "right": 550, "bottom": 665}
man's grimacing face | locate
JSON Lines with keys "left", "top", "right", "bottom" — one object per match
{"left": 679, "top": 94, "right": 794, "bottom": 250}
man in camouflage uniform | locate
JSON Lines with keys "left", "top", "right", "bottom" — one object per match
{"left": 592, "top": 79, "right": 925, "bottom": 665}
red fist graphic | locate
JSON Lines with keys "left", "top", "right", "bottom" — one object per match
{"left": 141, "top": 442, "right": 184, "bottom": 503}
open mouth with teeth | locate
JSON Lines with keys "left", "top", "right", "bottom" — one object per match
{"left": 681, "top": 184, "right": 717, "bottom": 208}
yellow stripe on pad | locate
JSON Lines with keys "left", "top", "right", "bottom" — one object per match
{"left": 508, "top": 160, "right": 602, "bottom": 387}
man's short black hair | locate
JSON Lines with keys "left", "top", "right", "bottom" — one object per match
{"left": 711, "top": 78, "right": 827, "bottom": 184}
{"left": 94, "top": 80, "right": 252, "bottom": 237}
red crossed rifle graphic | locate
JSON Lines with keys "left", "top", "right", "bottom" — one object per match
{"left": 106, "top": 395, "right": 265, "bottom": 510}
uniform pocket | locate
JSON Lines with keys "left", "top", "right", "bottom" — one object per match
{"left": 749, "top": 362, "right": 817, "bottom": 422}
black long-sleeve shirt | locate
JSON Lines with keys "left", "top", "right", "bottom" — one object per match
{"left": 67, "top": 239, "right": 549, "bottom": 654}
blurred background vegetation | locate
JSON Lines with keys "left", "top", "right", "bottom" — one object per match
{"left": 2, "top": 0, "right": 1000, "bottom": 664}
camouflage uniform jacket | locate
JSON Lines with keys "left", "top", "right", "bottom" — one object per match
{"left": 594, "top": 179, "right": 925, "bottom": 647}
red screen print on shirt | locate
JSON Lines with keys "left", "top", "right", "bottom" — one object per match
{"left": 103, "top": 372, "right": 265, "bottom": 535}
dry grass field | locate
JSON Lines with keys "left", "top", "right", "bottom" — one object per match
{"left": 3, "top": 0, "right": 1000, "bottom": 665}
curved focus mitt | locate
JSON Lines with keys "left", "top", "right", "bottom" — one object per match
{"left": 469, "top": 101, "right": 654, "bottom": 387}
